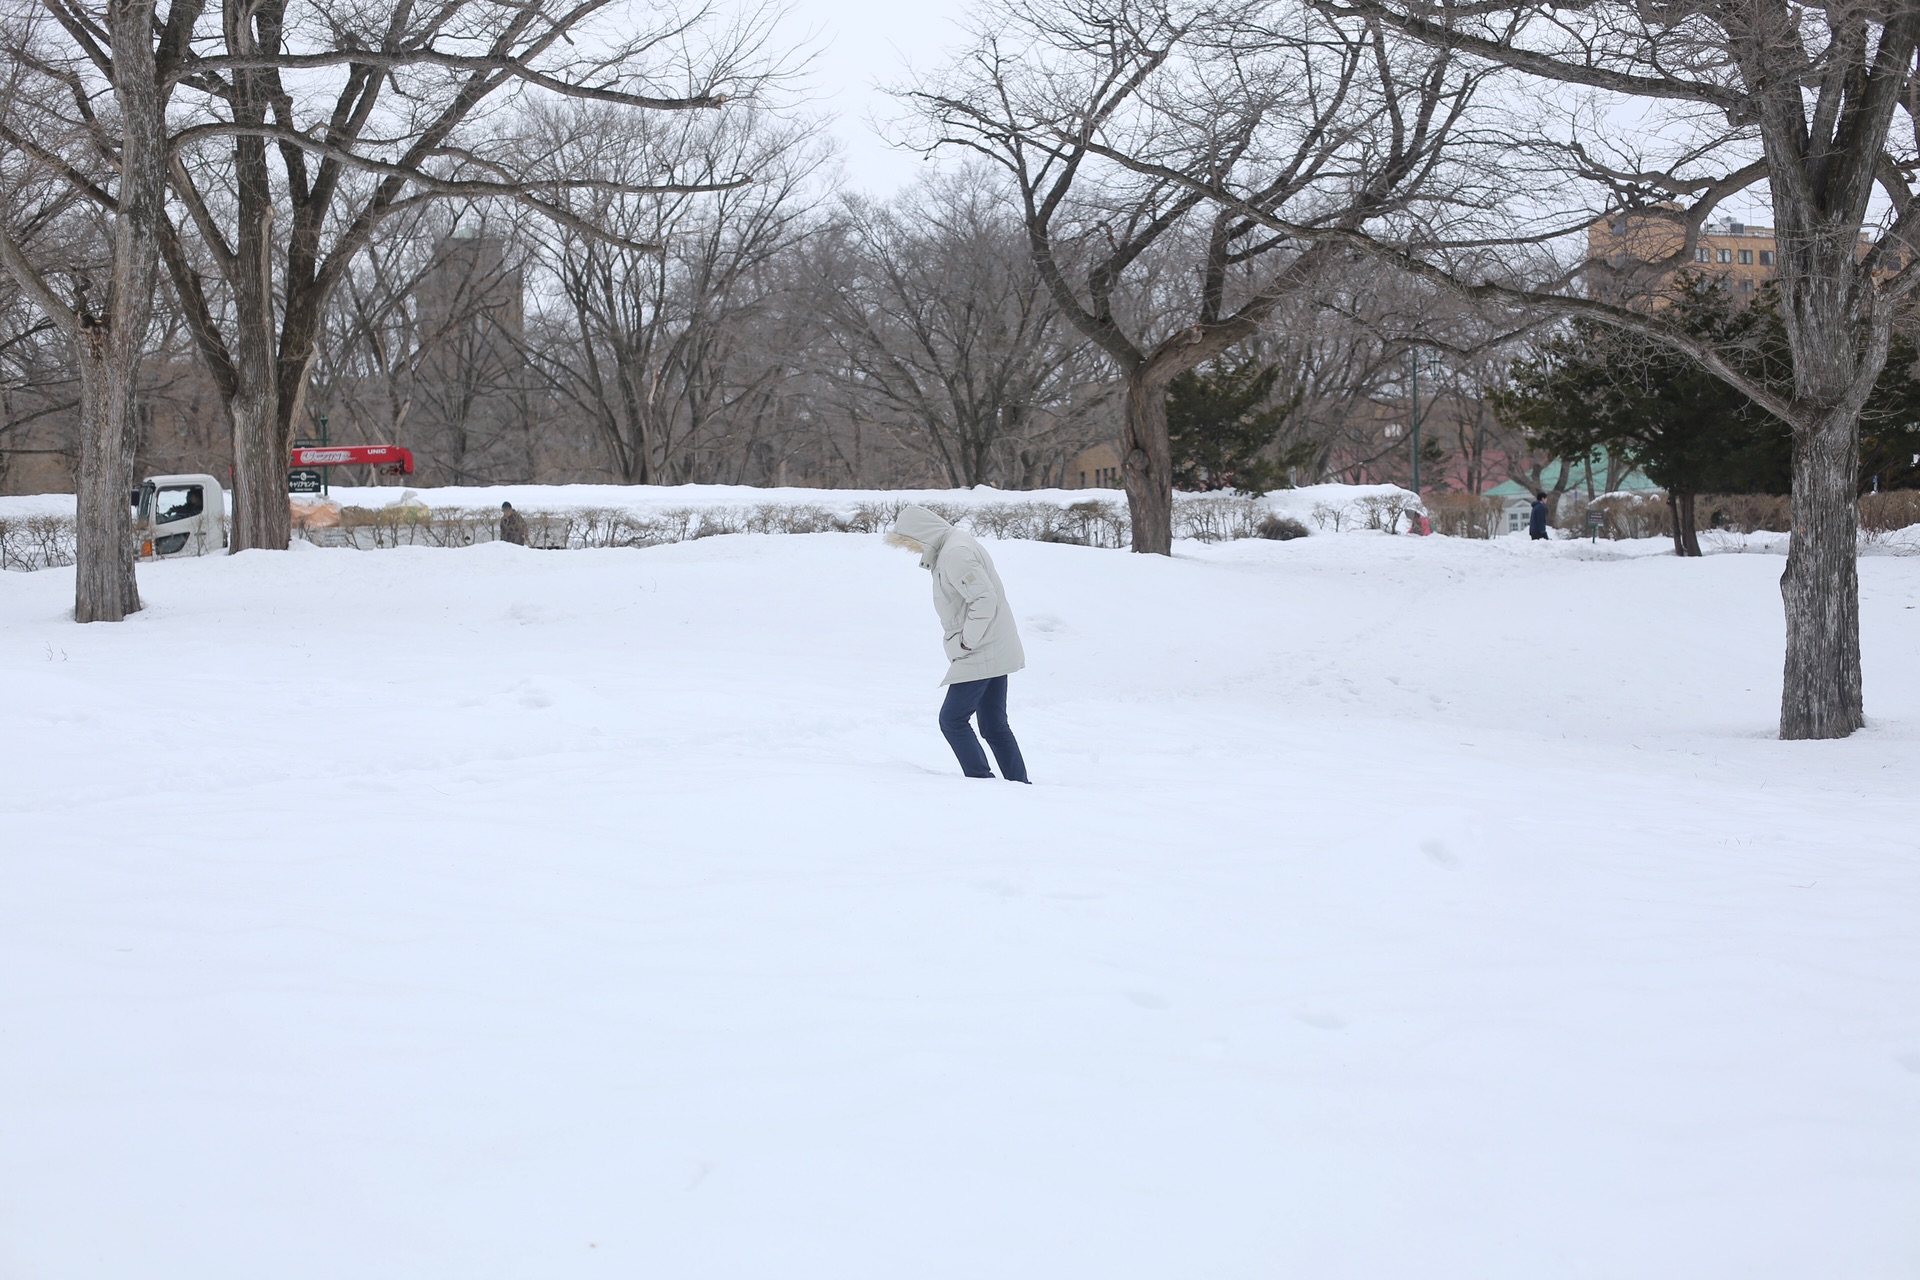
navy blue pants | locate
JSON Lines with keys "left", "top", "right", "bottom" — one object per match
{"left": 939, "top": 676, "right": 1029, "bottom": 782}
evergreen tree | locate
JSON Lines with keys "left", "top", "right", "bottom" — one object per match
{"left": 1492, "top": 283, "right": 1789, "bottom": 555}
{"left": 1859, "top": 329, "right": 1920, "bottom": 493}
{"left": 1165, "top": 358, "right": 1309, "bottom": 494}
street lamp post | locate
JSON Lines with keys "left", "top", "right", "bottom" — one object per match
{"left": 1408, "top": 347, "right": 1441, "bottom": 493}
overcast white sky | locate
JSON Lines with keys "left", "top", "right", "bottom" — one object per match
{"left": 772, "top": 0, "right": 1800, "bottom": 229}
{"left": 783, "top": 0, "right": 973, "bottom": 194}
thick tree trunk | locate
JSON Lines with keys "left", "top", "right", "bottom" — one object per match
{"left": 70, "top": 0, "right": 166, "bottom": 621}
{"left": 1767, "top": 212, "right": 1882, "bottom": 738}
{"left": 1676, "top": 490, "right": 1701, "bottom": 557}
{"left": 71, "top": 336, "right": 141, "bottom": 622}
{"left": 1779, "top": 405, "right": 1864, "bottom": 739}
{"left": 224, "top": 174, "right": 287, "bottom": 551}
{"left": 222, "top": 16, "right": 292, "bottom": 554}
{"left": 228, "top": 384, "right": 289, "bottom": 552}
{"left": 1121, "top": 368, "right": 1174, "bottom": 554}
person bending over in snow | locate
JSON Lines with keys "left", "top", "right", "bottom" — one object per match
{"left": 887, "top": 505, "right": 1030, "bottom": 783}
{"left": 499, "top": 501, "right": 529, "bottom": 546}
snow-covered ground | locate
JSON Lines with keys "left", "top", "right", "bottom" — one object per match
{"left": 2, "top": 529, "right": 1917, "bottom": 1279}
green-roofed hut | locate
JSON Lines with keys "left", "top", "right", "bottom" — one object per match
{"left": 1483, "top": 451, "right": 1660, "bottom": 533}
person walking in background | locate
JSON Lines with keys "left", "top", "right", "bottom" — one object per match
{"left": 1529, "top": 493, "right": 1550, "bottom": 541}
{"left": 499, "top": 501, "right": 528, "bottom": 546}
{"left": 887, "top": 505, "right": 1030, "bottom": 783}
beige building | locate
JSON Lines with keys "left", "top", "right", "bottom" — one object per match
{"left": 1587, "top": 213, "right": 1780, "bottom": 301}
{"left": 1068, "top": 441, "right": 1124, "bottom": 489}
{"left": 1588, "top": 211, "right": 1906, "bottom": 303}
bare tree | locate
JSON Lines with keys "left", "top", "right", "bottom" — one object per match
{"left": 157, "top": 0, "right": 772, "bottom": 552}
{"left": 910, "top": 0, "right": 1486, "bottom": 551}
{"left": 0, "top": 0, "right": 186, "bottom": 620}
{"left": 0, "top": 269, "right": 80, "bottom": 491}
{"left": 816, "top": 168, "right": 1102, "bottom": 487}
{"left": 1106, "top": 0, "right": 1918, "bottom": 737}
{"left": 524, "top": 101, "right": 825, "bottom": 483}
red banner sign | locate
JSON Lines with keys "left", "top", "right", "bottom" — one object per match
{"left": 289, "top": 445, "right": 414, "bottom": 475}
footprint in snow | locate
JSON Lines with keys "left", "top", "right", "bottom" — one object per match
{"left": 1024, "top": 613, "right": 1071, "bottom": 637}
{"left": 1296, "top": 1012, "right": 1347, "bottom": 1031}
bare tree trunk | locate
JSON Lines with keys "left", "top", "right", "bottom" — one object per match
{"left": 1769, "top": 227, "right": 1881, "bottom": 737}
{"left": 221, "top": 4, "right": 289, "bottom": 554}
{"left": 71, "top": 334, "right": 142, "bottom": 621}
{"left": 228, "top": 385, "right": 287, "bottom": 551}
{"left": 1122, "top": 369, "right": 1174, "bottom": 554}
{"left": 1779, "top": 406, "right": 1864, "bottom": 739}
{"left": 1673, "top": 490, "right": 1701, "bottom": 557}
{"left": 71, "top": 0, "right": 169, "bottom": 620}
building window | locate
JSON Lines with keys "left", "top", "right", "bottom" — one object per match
{"left": 1759, "top": 250, "right": 1774, "bottom": 266}
{"left": 1695, "top": 247, "right": 1711, "bottom": 262}
{"left": 1738, "top": 249, "right": 1753, "bottom": 264}
{"left": 1739, "top": 279, "right": 1754, "bottom": 293}
{"left": 1717, "top": 248, "right": 1733, "bottom": 263}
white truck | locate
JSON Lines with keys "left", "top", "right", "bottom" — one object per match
{"left": 130, "top": 445, "right": 414, "bottom": 560}
{"left": 133, "top": 473, "right": 227, "bottom": 559}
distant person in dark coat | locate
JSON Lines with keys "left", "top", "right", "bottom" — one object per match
{"left": 499, "top": 501, "right": 528, "bottom": 546}
{"left": 1528, "top": 493, "right": 1550, "bottom": 541}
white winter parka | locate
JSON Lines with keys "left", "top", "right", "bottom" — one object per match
{"left": 890, "top": 505, "right": 1026, "bottom": 686}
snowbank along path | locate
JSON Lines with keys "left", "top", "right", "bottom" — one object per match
{"left": 2, "top": 528, "right": 1917, "bottom": 1279}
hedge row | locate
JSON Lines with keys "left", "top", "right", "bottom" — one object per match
{"left": 297, "top": 495, "right": 1299, "bottom": 551}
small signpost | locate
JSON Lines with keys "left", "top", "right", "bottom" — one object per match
{"left": 1586, "top": 508, "right": 1605, "bottom": 543}
{"left": 292, "top": 415, "right": 330, "bottom": 497}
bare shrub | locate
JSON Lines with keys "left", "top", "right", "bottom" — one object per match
{"left": 744, "top": 503, "right": 841, "bottom": 535}
{"left": 0, "top": 514, "right": 77, "bottom": 571}
{"left": 688, "top": 508, "right": 746, "bottom": 539}
{"left": 1173, "top": 495, "right": 1265, "bottom": 542}
{"left": 418, "top": 512, "right": 490, "bottom": 548}
{"left": 945, "top": 499, "right": 1130, "bottom": 547}
{"left": 963, "top": 502, "right": 1041, "bottom": 541}
{"left": 1256, "top": 514, "right": 1310, "bottom": 540}
{"left": 1581, "top": 494, "right": 1667, "bottom": 539}
{"left": 841, "top": 501, "right": 907, "bottom": 533}
{"left": 1423, "top": 493, "right": 1503, "bottom": 539}
{"left": 1055, "top": 500, "right": 1129, "bottom": 548}
{"left": 339, "top": 504, "right": 432, "bottom": 548}
{"left": 1700, "top": 494, "right": 1791, "bottom": 535}
{"left": 1356, "top": 493, "right": 1418, "bottom": 533}
{"left": 1310, "top": 501, "right": 1348, "bottom": 531}
{"left": 1858, "top": 491, "right": 1920, "bottom": 535}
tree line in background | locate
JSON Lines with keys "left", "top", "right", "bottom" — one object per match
{"left": 1, "top": 142, "right": 1522, "bottom": 505}
{"left": 3, "top": 0, "right": 1917, "bottom": 742}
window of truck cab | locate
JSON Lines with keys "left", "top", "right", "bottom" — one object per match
{"left": 154, "top": 485, "right": 204, "bottom": 523}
